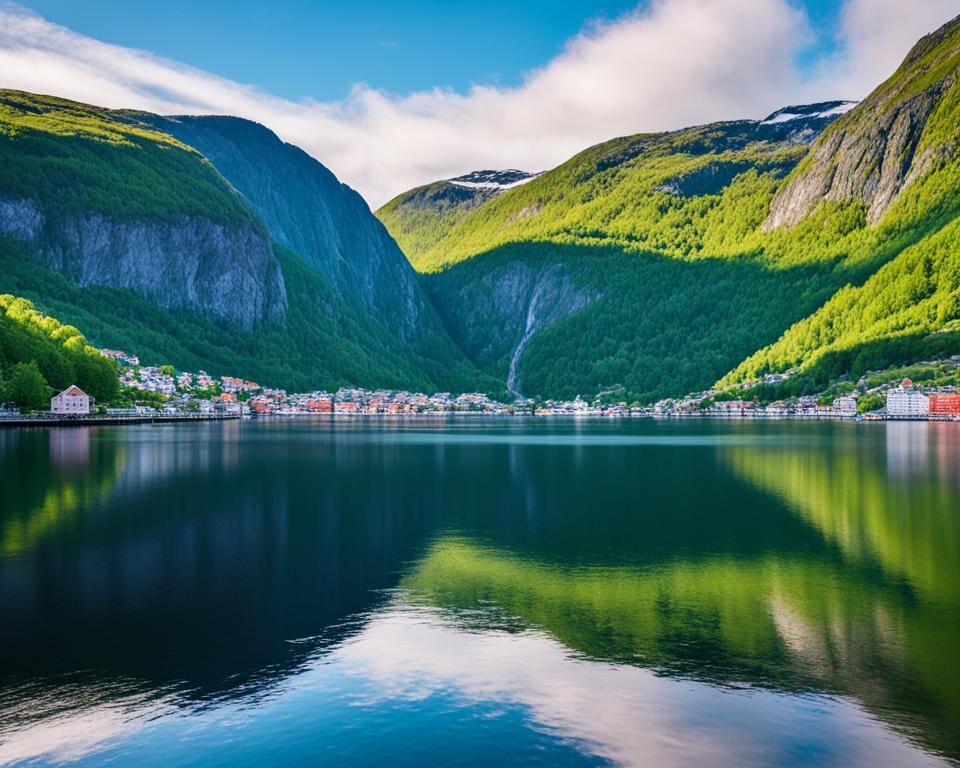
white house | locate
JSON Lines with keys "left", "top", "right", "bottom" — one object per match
{"left": 51, "top": 385, "right": 92, "bottom": 415}
{"left": 833, "top": 395, "right": 858, "bottom": 416}
{"left": 886, "top": 379, "right": 929, "bottom": 417}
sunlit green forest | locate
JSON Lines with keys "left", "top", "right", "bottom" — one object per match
{"left": 0, "top": 292, "right": 118, "bottom": 406}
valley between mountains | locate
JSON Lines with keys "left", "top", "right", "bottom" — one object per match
{"left": 2, "top": 14, "right": 960, "bottom": 406}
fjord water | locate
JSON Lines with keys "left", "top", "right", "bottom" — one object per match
{"left": 1, "top": 419, "right": 958, "bottom": 767}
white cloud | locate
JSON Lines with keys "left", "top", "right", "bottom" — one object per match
{"left": 0, "top": 0, "right": 957, "bottom": 207}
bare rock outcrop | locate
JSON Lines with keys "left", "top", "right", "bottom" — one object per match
{"left": 0, "top": 196, "right": 287, "bottom": 330}
{"left": 764, "top": 16, "right": 960, "bottom": 230}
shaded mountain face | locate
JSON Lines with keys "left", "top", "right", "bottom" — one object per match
{"left": 377, "top": 17, "right": 960, "bottom": 402}
{"left": 0, "top": 91, "right": 486, "bottom": 393}
{"left": 133, "top": 115, "right": 448, "bottom": 345}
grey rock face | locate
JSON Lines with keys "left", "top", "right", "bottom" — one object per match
{"left": 763, "top": 17, "right": 960, "bottom": 230}
{"left": 656, "top": 161, "right": 785, "bottom": 197}
{"left": 764, "top": 86, "right": 948, "bottom": 229}
{"left": 1, "top": 197, "right": 286, "bottom": 330}
{"left": 0, "top": 196, "right": 44, "bottom": 241}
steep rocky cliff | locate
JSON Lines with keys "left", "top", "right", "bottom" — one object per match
{"left": 425, "top": 259, "right": 595, "bottom": 397}
{"left": 0, "top": 195, "right": 285, "bottom": 330}
{"left": 136, "top": 115, "right": 447, "bottom": 345}
{"left": 764, "top": 16, "right": 960, "bottom": 229}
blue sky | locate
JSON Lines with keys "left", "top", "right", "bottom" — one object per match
{"left": 16, "top": 0, "right": 846, "bottom": 100}
{"left": 1, "top": 1, "right": 957, "bottom": 205}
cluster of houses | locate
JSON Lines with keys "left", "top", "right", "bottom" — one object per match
{"left": 97, "top": 352, "right": 519, "bottom": 416}
{"left": 120, "top": 366, "right": 177, "bottom": 396}
{"left": 100, "top": 349, "right": 140, "bottom": 367}
{"left": 650, "top": 377, "right": 960, "bottom": 420}
{"left": 652, "top": 395, "right": 855, "bottom": 418}
{"left": 531, "top": 397, "right": 633, "bottom": 416}
{"left": 31, "top": 346, "right": 960, "bottom": 422}
{"left": 247, "top": 388, "right": 512, "bottom": 415}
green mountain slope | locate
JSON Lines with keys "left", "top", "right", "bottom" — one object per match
{"left": 719, "top": 16, "right": 960, "bottom": 390}
{"left": 0, "top": 235, "right": 482, "bottom": 394}
{"left": 378, "top": 16, "right": 960, "bottom": 402}
{"left": 0, "top": 91, "right": 490, "bottom": 393}
{"left": 380, "top": 106, "right": 876, "bottom": 401}
{"left": 720, "top": 218, "right": 960, "bottom": 390}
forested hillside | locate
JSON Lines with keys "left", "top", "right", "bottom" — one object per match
{"left": 719, "top": 14, "right": 960, "bottom": 391}
{"left": 378, "top": 16, "right": 960, "bottom": 402}
{"left": 0, "top": 91, "right": 491, "bottom": 394}
{"left": 381, "top": 105, "right": 876, "bottom": 400}
{"left": 377, "top": 170, "right": 538, "bottom": 266}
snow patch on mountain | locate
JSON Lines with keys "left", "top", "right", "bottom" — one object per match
{"left": 761, "top": 101, "right": 857, "bottom": 126}
{"left": 448, "top": 169, "right": 539, "bottom": 190}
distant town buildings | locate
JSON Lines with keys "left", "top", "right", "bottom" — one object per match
{"left": 85, "top": 347, "right": 960, "bottom": 422}
{"left": 100, "top": 349, "right": 139, "bottom": 366}
{"left": 221, "top": 376, "right": 260, "bottom": 394}
{"left": 51, "top": 385, "right": 92, "bottom": 414}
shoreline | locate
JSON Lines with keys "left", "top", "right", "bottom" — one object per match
{"left": 1, "top": 411, "right": 957, "bottom": 429}
{"left": 0, "top": 413, "right": 242, "bottom": 429}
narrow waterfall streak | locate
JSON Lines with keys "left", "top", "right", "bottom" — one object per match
{"left": 507, "top": 278, "right": 548, "bottom": 400}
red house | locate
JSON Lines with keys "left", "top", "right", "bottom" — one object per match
{"left": 929, "top": 393, "right": 960, "bottom": 415}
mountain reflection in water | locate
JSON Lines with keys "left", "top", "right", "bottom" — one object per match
{"left": 0, "top": 419, "right": 956, "bottom": 766}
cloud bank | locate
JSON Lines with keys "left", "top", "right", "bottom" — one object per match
{"left": 0, "top": 0, "right": 957, "bottom": 207}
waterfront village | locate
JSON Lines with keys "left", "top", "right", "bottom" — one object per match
{"left": 11, "top": 349, "right": 960, "bottom": 422}
{"left": 7, "top": 349, "right": 960, "bottom": 421}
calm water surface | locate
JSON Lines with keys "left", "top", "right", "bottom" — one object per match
{"left": 0, "top": 418, "right": 958, "bottom": 766}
